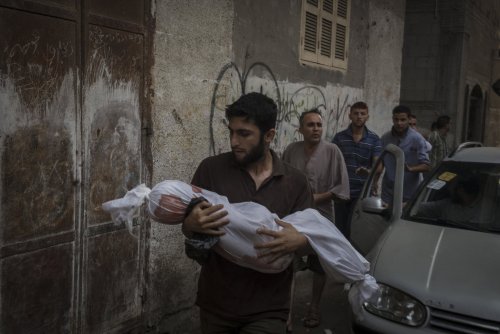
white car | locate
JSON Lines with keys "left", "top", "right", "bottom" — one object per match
{"left": 350, "top": 143, "right": 500, "bottom": 334}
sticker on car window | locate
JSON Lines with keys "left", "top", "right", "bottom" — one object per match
{"left": 438, "top": 172, "right": 457, "bottom": 182}
{"left": 427, "top": 179, "right": 447, "bottom": 190}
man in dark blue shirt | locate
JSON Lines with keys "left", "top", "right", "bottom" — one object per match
{"left": 332, "top": 102, "right": 382, "bottom": 238}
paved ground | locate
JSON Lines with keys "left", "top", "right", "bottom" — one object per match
{"left": 290, "top": 270, "right": 356, "bottom": 334}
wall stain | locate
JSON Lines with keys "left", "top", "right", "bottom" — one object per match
{"left": 171, "top": 109, "right": 186, "bottom": 132}
{"left": 88, "top": 101, "right": 141, "bottom": 225}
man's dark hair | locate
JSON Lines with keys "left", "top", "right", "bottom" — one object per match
{"left": 392, "top": 105, "right": 411, "bottom": 117}
{"left": 409, "top": 114, "right": 417, "bottom": 120}
{"left": 225, "top": 92, "right": 277, "bottom": 133}
{"left": 435, "top": 115, "right": 451, "bottom": 130}
{"left": 299, "top": 108, "right": 322, "bottom": 126}
{"left": 351, "top": 101, "right": 368, "bottom": 111}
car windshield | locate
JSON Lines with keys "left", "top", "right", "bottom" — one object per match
{"left": 405, "top": 161, "right": 500, "bottom": 234}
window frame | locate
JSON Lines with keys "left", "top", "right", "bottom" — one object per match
{"left": 299, "top": 0, "right": 351, "bottom": 71}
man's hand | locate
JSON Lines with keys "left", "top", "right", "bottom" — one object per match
{"left": 182, "top": 201, "right": 229, "bottom": 237}
{"left": 355, "top": 166, "right": 370, "bottom": 177}
{"left": 254, "top": 219, "right": 309, "bottom": 264}
{"left": 371, "top": 182, "right": 379, "bottom": 196}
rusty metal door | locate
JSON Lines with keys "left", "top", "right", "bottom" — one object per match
{"left": 0, "top": 1, "right": 152, "bottom": 333}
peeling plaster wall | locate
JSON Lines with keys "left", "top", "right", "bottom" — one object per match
{"left": 364, "top": 0, "right": 406, "bottom": 136}
{"left": 148, "top": 1, "right": 234, "bottom": 332}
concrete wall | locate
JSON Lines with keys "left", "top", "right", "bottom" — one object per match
{"left": 146, "top": 0, "right": 406, "bottom": 331}
{"left": 400, "top": 0, "right": 500, "bottom": 146}
{"left": 465, "top": 0, "right": 500, "bottom": 146}
{"left": 400, "top": 0, "right": 441, "bottom": 129}
{"left": 364, "top": 0, "right": 407, "bottom": 136}
{"left": 148, "top": 1, "right": 234, "bottom": 332}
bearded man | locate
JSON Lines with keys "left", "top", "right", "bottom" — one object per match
{"left": 183, "top": 92, "right": 315, "bottom": 334}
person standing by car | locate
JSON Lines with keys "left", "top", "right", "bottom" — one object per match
{"left": 428, "top": 115, "right": 451, "bottom": 169}
{"left": 416, "top": 172, "right": 482, "bottom": 224}
{"left": 380, "top": 105, "right": 431, "bottom": 205}
{"left": 282, "top": 108, "right": 349, "bottom": 329}
{"left": 409, "top": 113, "right": 432, "bottom": 153}
{"left": 332, "top": 101, "right": 382, "bottom": 239}
{"left": 183, "top": 92, "right": 315, "bottom": 334}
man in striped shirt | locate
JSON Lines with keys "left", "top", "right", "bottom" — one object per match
{"left": 332, "top": 102, "right": 382, "bottom": 239}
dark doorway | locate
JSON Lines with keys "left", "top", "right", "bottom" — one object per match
{"left": 465, "top": 84, "right": 485, "bottom": 142}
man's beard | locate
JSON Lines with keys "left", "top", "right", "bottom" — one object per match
{"left": 233, "top": 136, "right": 266, "bottom": 167}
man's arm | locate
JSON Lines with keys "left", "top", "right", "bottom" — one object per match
{"left": 371, "top": 157, "right": 384, "bottom": 195}
{"left": 182, "top": 158, "right": 230, "bottom": 238}
{"left": 313, "top": 192, "right": 334, "bottom": 204}
{"left": 327, "top": 144, "right": 350, "bottom": 201}
{"left": 254, "top": 219, "right": 311, "bottom": 263}
{"left": 182, "top": 201, "right": 229, "bottom": 238}
{"left": 254, "top": 170, "right": 315, "bottom": 262}
{"left": 371, "top": 135, "right": 385, "bottom": 195}
{"left": 406, "top": 134, "right": 431, "bottom": 173}
{"left": 406, "top": 163, "right": 431, "bottom": 173}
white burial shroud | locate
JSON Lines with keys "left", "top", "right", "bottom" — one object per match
{"left": 102, "top": 180, "right": 380, "bottom": 308}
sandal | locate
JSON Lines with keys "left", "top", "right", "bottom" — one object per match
{"left": 303, "top": 309, "right": 321, "bottom": 328}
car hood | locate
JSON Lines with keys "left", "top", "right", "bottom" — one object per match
{"left": 373, "top": 221, "right": 500, "bottom": 321}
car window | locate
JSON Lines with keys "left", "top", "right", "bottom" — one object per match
{"left": 406, "top": 161, "right": 500, "bottom": 233}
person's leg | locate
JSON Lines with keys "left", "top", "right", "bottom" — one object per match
{"left": 345, "top": 198, "right": 357, "bottom": 239}
{"left": 199, "top": 308, "right": 240, "bottom": 334}
{"left": 239, "top": 318, "right": 287, "bottom": 334}
{"left": 304, "top": 272, "right": 325, "bottom": 327}
{"left": 303, "top": 256, "right": 325, "bottom": 328}
{"left": 334, "top": 200, "right": 351, "bottom": 239}
{"left": 286, "top": 273, "right": 295, "bottom": 333}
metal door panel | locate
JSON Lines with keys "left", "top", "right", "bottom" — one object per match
{"left": 31, "top": 0, "right": 76, "bottom": 8}
{"left": 84, "top": 25, "right": 143, "bottom": 226}
{"left": 0, "top": 8, "right": 77, "bottom": 243}
{"left": 85, "top": 229, "right": 141, "bottom": 333}
{"left": 350, "top": 145, "right": 405, "bottom": 255}
{"left": 83, "top": 23, "right": 144, "bottom": 333}
{"left": 88, "top": 0, "right": 144, "bottom": 26}
{"left": 0, "top": 1, "right": 149, "bottom": 332}
{"left": 1, "top": 244, "right": 73, "bottom": 334}
{"left": 0, "top": 6, "right": 78, "bottom": 333}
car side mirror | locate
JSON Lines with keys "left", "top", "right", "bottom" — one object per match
{"left": 361, "top": 197, "right": 390, "bottom": 218}
{"left": 361, "top": 196, "right": 387, "bottom": 215}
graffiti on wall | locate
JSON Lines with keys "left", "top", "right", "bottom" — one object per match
{"left": 209, "top": 62, "right": 362, "bottom": 155}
